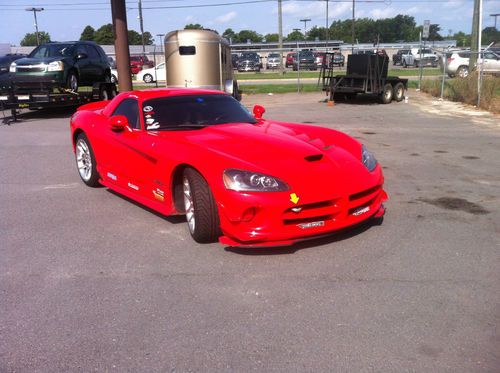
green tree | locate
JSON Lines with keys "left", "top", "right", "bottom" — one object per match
{"left": 452, "top": 31, "right": 471, "bottom": 47}
{"left": 222, "top": 28, "right": 236, "bottom": 42}
{"left": 184, "top": 23, "right": 204, "bottom": 30}
{"left": 143, "top": 31, "right": 154, "bottom": 45}
{"left": 285, "top": 30, "right": 304, "bottom": 42}
{"left": 94, "top": 24, "right": 114, "bottom": 45}
{"left": 482, "top": 27, "right": 500, "bottom": 45}
{"left": 307, "top": 26, "right": 326, "bottom": 41}
{"left": 235, "top": 30, "right": 262, "bottom": 43}
{"left": 263, "top": 33, "right": 279, "bottom": 42}
{"left": 128, "top": 30, "right": 142, "bottom": 45}
{"left": 80, "top": 25, "right": 95, "bottom": 41}
{"left": 20, "top": 31, "right": 51, "bottom": 46}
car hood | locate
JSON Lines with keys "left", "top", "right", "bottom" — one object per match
{"left": 15, "top": 57, "right": 66, "bottom": 65}
{"left": 157, "top": 121, "right": 373, "bottom": 195}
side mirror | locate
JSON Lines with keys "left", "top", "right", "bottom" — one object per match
{"left": 109, "top": 115, "right": 129, "bottom": 131}
{"left": 76, "top": 53, "right": 88, "bottom": 60}
{"left": 253, "top": 105, "right": 265, "bottom": 119}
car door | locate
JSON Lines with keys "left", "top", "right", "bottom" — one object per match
{"left": 85, "top": 45, "right": 105, "bottom": 82}
{"left": 74, "top": 44, "right": 93, "bottom": 85}
{"left": 482, "top": 52, "right": 500, "bottom": 73}
{"left": 105, "top": 98, "right": 158, "bottom": 200}
{"left": 156, "top": 63, "right": 166, "bottom": 81}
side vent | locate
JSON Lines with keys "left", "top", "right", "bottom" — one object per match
{"left": 304, "top": 154, "right": 323, "bottom": 162}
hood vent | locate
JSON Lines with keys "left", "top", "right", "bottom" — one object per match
{"left": 304, "top": 154, "right": 323, "bottom": 162}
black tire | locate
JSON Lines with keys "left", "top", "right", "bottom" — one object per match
{"left": 402, "top": 60, "right": 407, "bottom": 68}
{"left": 414, "top": 60, "right": 419, "bottom": 68}
{"left": 182, "top": 168, "right": 220, "bottom": 243}
{"left": 143, "top": 73, "right": 154, "bottom": 83}
{"left": 75, "top": 133, "right": 100, "bottom": 187}
{"left": 67, "top": 71, "right": 78, "bottom": 92}
{"left": 111, "top": 74, "right": 118, "bottom": 84}
{"left": 380, "top": 83, "right": 393, "bottom": 104}
{"left": 233, "top": 81, "right": 241, "bottom": 102}
{"left": 393, "top": 82, "right": 405, "bottom": 102}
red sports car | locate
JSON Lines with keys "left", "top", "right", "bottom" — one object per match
{"left": 71, "top": 88, "right": 387, "bottom": 247}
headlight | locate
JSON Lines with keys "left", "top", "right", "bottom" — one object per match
{"left": 223, "top": 169, "right": 289, "bottom": 192}
{"left": 47, "top": 61, "right": 64, "bottom": 72}
{"left": 361, "top": 145, "right": 378, "bottom": 172}
{"left": 9, "top": 62, "right": 16, "bottom": 73}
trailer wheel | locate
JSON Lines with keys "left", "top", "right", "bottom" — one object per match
{"left": 380, "top": 83, "right": 393, "bottom": 104}
{"left": 393, "top": 83, "right": 405, "bottom": 102}
{"left": 67, "top": 72, "right": 78, "bottom": 92}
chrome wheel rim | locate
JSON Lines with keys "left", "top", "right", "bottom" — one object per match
{"left": 144, "top": 74, "right": 152, "bottom": 83}
{"left": 76, "top": 139, "right": 92, "bottom": 181}
{"left": 183, "top": 176, "right": 195, "bottom": 234}
{"left": 384, "top": 89, "right": 392, "bottom": 101}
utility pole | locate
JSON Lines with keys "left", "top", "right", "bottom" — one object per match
{"left": 325, "top": 0, "right": 329, "bottom": 50}
{"left": 470, "top": 0, "right": 480, "bottom": 68}
{"left": 111, "top": 0, "right": 132, "bottom": 92}
{"left": 278, "top": 0, "right": 284, "bottom": 74}
{"left": 157, "top": 33, "right": 165, "bottom": 64}
{"left": 491, "top": 13, "right": 500, "bottom": 29}
{"left": 293, "top": 28, "right": 301, "bottom": 93}
{"left": 351, "top": 0, "right": 355, "bottom": 53}
{"left": 300, "top": 18, "right": 311, "bottom": 37}
{"left": 26, "top": 7, "right": 44, "bottom": 46}
{"left": 138, "top": 0, "right": 146, "bottom": 56}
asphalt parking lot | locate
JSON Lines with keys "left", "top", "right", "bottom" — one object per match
{"left": 1, "top": 91, "right": 499, "bottom": 372}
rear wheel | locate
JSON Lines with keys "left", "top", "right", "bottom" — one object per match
{"left": 380, "top": 83, "right": 393, "bottom": 104}
{"left": 67, "top": 72, "right": 78, "bottom": 92}
{"left": 457, "top": 66, "right": 469, "bottom": 78}
{"left": 183, "top": 168, "right": 220, "bottom": 243}
{"left": 393, "top": 82, "right": 405, "bottom": 102}
{"left": 143, "top": 74, "right": 154, "bottom": 83}
{"left": 402, "top": 60, "right": 407, "bottom": 68}
{"left": 75, "top": 133, "right": 100, "bottom": 187}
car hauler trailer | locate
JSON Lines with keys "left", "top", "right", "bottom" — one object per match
{"left": 164, "top": 29, "right": 241, "bottom": 100}
{"left": 321, "top": 53, "right": 408, "bottom": 104}
{"left": 0, "top": 82, "right": 116, "bottom": 123}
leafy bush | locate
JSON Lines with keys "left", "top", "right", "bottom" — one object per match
{"left": 420, "top": 74, "right": 500, "bottom": 113}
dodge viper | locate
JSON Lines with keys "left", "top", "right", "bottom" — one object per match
{"left": 70, "top": 88, "right": 387, "bottom": 247}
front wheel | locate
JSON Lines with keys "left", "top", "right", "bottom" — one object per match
{"left": 143, "top": 74, "right": 154, "bottom": 83}
{"left": 75, "top": 133, "right": 100, "bottom": 187}
{"left": 393, "top": 82, "right": 405, "bottom": 102}
{"left": 183, "top": 168, "right": 220, "bottom": 243}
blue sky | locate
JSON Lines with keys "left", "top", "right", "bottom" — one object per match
{"left": 0, "top": 0, "right": 498, "bottom": 46}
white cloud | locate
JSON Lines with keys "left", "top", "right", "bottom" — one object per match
{"left": 368, "top": 7, "right": 399, "bottom": 19}
{"left": 215, "top": 11, "right": 237, "bottom": 24}
{"left": 282, "top": 1, "right": 328, "bottom": 18}
{"left": 185, "top": 15, "right": 195, "bottom": 22}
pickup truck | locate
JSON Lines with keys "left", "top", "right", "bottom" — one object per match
{"left": 401, "top": 48, "right": 439, "bottom": 68}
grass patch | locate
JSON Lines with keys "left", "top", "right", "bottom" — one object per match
{"left": 235, "top": 68, "right": 441, "bottom": 80}
{"left": 240, "top": 84, "right": 321, "bottom": 95}
{"left": 420, "top": 73, "right": 500, "bottom": 113}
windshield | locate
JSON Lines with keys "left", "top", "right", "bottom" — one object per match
{"left": 29, "top": 44, "right": 74, "bottom": 58}
{"left": 142, "top": 94, "right": 257, "bottom": 131}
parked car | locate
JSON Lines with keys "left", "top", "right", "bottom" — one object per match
{"left": 285, "top": 52, "right": 296, "bottom": 68}
{"left": 444, "top": 50, "right": 500, "bottom": 78}
{"left": 130, "top": 55, "right": 154, "bottom": 74}
{"left": 0, "top": 54, "right": 26, "bottom": 76}
{"left": 293, "top": 51, "right": 317, "bottom": 71}
{"left": 70, "top": 88, "right": 386, "bottom": 246}
{"left": 266, "top": 53, "right": 281, "bottom": 69}
{"left": 9, "top": 41, "right": 111, "bottom": 92}
{"left": 314, "top": 52, "right": 325, "bottom": 67}
{"left": 331, "top": 52, "right": 345, "bottom": 67}
{"left": 237, "top": 52, "right": 261, "bottom": 72}
{"left": 231, "top": 53, "right": 239, "bottom": 69}
{"left": 137, "top": 62, "right": 166, "bottom": 83}
{"left": 392, "top": 49, "right": 410, "bottom": 65}
{"left": 401, "top": 48, "right": 438, "bottom": 68}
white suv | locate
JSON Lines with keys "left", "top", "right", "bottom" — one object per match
{"left": 444, "top": 50, "right": 500, "bottom": 78}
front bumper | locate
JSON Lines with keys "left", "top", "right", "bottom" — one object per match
{"left": 11, "top": 72, "right": 65, "bottom": 91}
{"left": 217, "top": 179, "right": 387, "bottom": 247}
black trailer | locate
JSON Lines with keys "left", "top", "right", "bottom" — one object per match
{"left": 0, "top": 81, "right": 117, "bottom": 123}
{"left": 320, "top": 53, "right": 408, "bottom": 104}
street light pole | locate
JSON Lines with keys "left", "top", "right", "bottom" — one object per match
{"left": 351, "top": 0, "right": 355, "bottom": 53}
{"left": 300, "top": 18, "right": 311, "bottom": 38}
{"left": 491, "top": 13, "right": 500, "bottom": 28}
{"left": 156, "top": 33, "right": 165, "bottom": 63}
{"left": 138, "top": 0, "right": 146, "bottom": 56}
{"left": 325, "top": 0, "right": 329, "bottom": 50}
{"left": 26, "top": 7, "right": 44, "bottom": 46}
{"left": 293, "top": 28, "right": 301, "bottom": 93}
